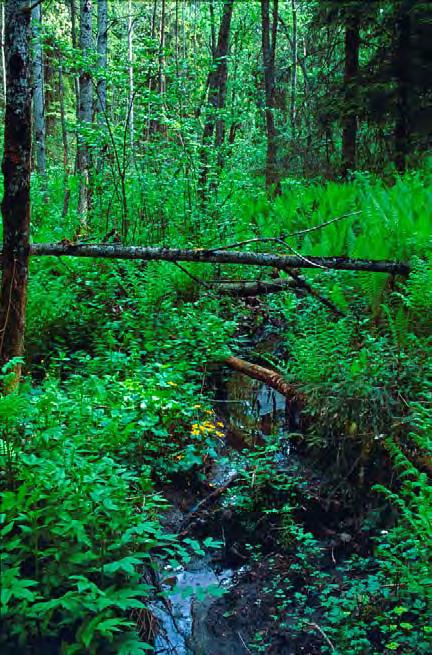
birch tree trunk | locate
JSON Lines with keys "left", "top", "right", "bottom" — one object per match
{"left": 31, "top": 2, "right": 46, "bottom": 177}
{"left": 261, "top": 0, "right": 280, "bottom": 194}
{"left": 128, "top": 0, "right": 134, "bottom": 155}
{"left": 77, "top": 0, "right": 93, "bottom": 224}
{"left": 0, "top": 0, "right": 32, "bottom": 379}
{"left": 290, "top": 0, "right": 297, "bottom": 138}
{"left": 96, "top": 0, "right": 107, "bottom": 121}
{"left": 0, "top": 3, "right": 6, "bottom": 109}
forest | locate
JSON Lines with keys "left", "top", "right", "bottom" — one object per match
{"left": 0, "top": 0, "right": 431, "bottom": 653}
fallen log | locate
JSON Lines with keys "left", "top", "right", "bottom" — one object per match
{"left": 224, "top": 355, "right": 303, "bottom": 401}
{"left": 214, "top": 278, "right": 301, "bottom": 296}
{"left": 17, "top": 243, "right": 410, "bottom": 275}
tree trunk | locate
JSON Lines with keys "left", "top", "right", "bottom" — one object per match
{"left": 341, "top": 6, "right": 360, "bottom": 177}
{"left": 198, "top": 0, "right": 235, "bottom": 197}
{"left": 394, "top": 4, "right": 411, "bottom": 173}
{"left": 77, "top": 0, "right": 93, "bottom": 225}
{"left": 0, "top": 0, "right": 32, "bottom": 379}
{"left": 128, "top": 0, "right": 134, "bottom": 156}
{"left": 68, "top": 0, "right": 80, "bottom": 123}
{"left": 1, "top": 3, "right": 6, "bottom": 109}
{"left": 19, "top": 243, "right": 410, "bottom": 276}
{"left": 261, "top": 0, "right": 280, "bottom": 194}
{"left": 96, "top": 0, "right": 107, "bottom": 122}
{"left": 59, "top": 62, "right": 71, "bottom": 218}
{"left": 290, "top": 0, "right": 297, "bottom": 137}
{"left": 31, "top": 2, "right": 46, "bottom": 177}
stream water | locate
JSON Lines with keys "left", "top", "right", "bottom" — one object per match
{"left": 154, "top": 365, "right": 291, "bottom": 655}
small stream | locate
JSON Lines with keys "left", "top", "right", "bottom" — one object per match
{"left": 154, "top": 361, "right": 292, "bottom": 655}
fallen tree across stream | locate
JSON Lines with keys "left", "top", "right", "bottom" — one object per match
{"left": 18, "top": 243, "right": 410, "bottom": 275}
{"left": 224, "top": 355, "right": 303, "bottom": 402}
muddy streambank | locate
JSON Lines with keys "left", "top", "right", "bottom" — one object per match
{"left": 152, "top": 339, "right": 382, "bottom": 655}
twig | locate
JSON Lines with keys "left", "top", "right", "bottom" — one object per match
{"left": 205, "top": 211, "right": 360, "bottom": 253}
{"left": 286, "top": 269, "right": 344, "bottom": 317}
{"left": 286, "top": 210, "right": 361, "bottom": 237}
{"left": 237, "top": 631, "right": 252, "bottom": 653}
{"left": 308, "top": 622, "right": 336, "bottom": 652}
{"left": 172, "top": 261, "right": 211, "bottom": 288}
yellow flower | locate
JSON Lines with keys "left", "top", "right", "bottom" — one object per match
{"left": 193, "top": 404, "right": 202, "bottom": 409}
{"left": 168, "top": 381, "right": 178, "bottom": 387}
{"left": 205, "top": 410, "right": 213, "bottom": 415}
{"left": 216, "top": 422, "right": 224, "bottom": 427}
{"left": 215, "top": 431, "right": 224, "bottom": 438}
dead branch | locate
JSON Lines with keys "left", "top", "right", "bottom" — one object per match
{"left": 224, "top": 355, "right": 303, "bottom": 401}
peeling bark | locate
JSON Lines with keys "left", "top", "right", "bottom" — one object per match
{"left": 0, "top": 0, "right": 32, "bottom": 378}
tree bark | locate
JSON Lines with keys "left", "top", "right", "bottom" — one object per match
{"left": 290, "top": 0, "right": 297, "bottom": 137}
{"left": 198, "top": 0, "right": 235, "bottom": 196}
{"left": 31, "top": 2, "right": 46, "bottom": 177}
{"left": 341, "top": 6, "right": 360, "bottom": 177}
{"left": 128, "top": 0, "right": 134, "bottom": 155}
{"left": 77, "top": 0, "right": 93, "bottom": 224}
{"left": 14, "top": 243, "right": 409, "bottom": 276}
{"left": 394, "top": 4, "right": 411, "bottom": 173}
{"left": 261, "top": 0, "right": 280, "bottom": 194}
{"left": 224, "top": 356, "right": 302, "bottom": 401}
{"left": 96, "top": 0, "right": 107, "bottom": 122}
{"left": 0, "top": 0, "right": 32, "bottom": 379}
{"left": 1, "top": 3, "right": 6, "bottom": 109}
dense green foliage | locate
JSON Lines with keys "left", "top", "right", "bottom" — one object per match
{"left": 0, "top": 1, "right": 431, "bottom": 653}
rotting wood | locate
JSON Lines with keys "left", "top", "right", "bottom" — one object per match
{"left": 7, "top": 243, "right": 410, "bottom": 275}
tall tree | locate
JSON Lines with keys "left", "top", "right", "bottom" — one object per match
{"left": 198, "top": 0, "right": 235, "bottom": 196}
{"left": 341, "top": 3, "right": 360, "bottom": 177}
{"left": 31, "top": 2, "right": 46, "bottom": 177}
{"left": 0, "top": 0, "right": 32, "bottom": 378}
{"left": 0, "top": 3, "right": 6, "bottom": 108}
{"left": 290, "top": 0, "right": 298, "bottom": 138}
{"left": 261, "top": 0, "right": 280, "bottom": 194}
{"left": 96, "top": 0, "right": 107, "bottom": 121}
{"left": 128, "top": 0, "right": 134, "bottom": 155}
{"left": 394, "top": 0, "right": 412, "bottom": 173}
{"left": 77, "top": 0, "right": 93, "bottom": 223}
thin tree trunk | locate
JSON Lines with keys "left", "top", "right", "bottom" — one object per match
{"left": 1, "top": 3, "right": 6, "bottom": 108}
{"left": 261, "top": 0, "right": 280, "bottom": 194}
{"left": 341, "top": 6, "right": 360, "bottom": 177}
{"left": 290, "top": 0, "right": 297, "bottom": 138}
{"left": 68, "top": 0, "right": 80, "bottom": 123}
{"left": 0, "top": 0, "right": 32, "bottom": 380}
{"left": 31, "top": 2, "right": 46, "bottom": 177}
{"left": 77, "top": 0, "right": 93, "bottom": 225}
{"left": 198, "top": 0, "right": 235, "bottom": 197}
{"left": 394, "top": 5, "right": 411, "bottom": 173}
{"left": 209, "top": 0, "right": 216, "bottom": 58}
{"left": 128, "top": 0, "right": 134, "bottom": 155}
{"left": 96, "top": 0, "right": 107, "bottom": 122}
{"left": 59, "top": 62, "right": 71, "bottom": 218}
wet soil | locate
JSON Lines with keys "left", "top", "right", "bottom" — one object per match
{"left": 152, "top": 336, "right": 378, "bottom": 655}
